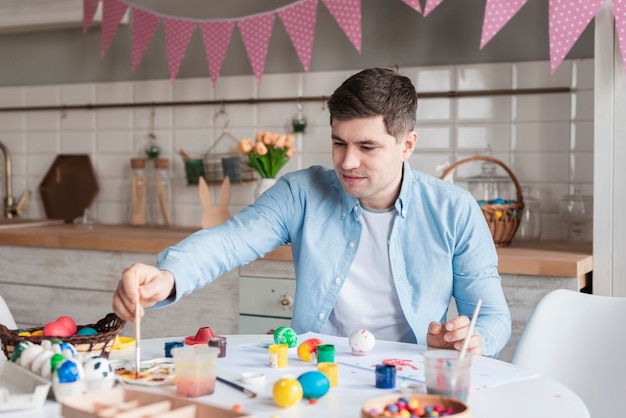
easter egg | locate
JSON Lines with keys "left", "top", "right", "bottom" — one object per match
{"left": 55, "top": 316, "right": 77, "bottom": 335}
{"left": 50, "top": 353, "right": 67, "bottom": 373}
{"left": 349, "top": 329, "right": 376, "bottom": 355}
{"left": 83, "top": 356, "right": 113, "bottom": 381}
{"left": 30, "top": 350, "right": 54, "bottom": 375}
{"left": 11, "top": 341, "right": 33, "bottom": 363}
{"left": 43, "top": 320, "right": 73, "bottom": 337}
{"left": 54, "top": 358, "right": 84, "bottom": 383}
{"left": 273, "top": 326, "right": 298, "bottom": 348}
{"left": 272, "top": 377, "right": 303, "bottom": 408}
{"left": 297, "top": 371, "right": 330, "bottom": 399}
{"left": 18, "top": 344, "right": 44, "bottom": 368}
{"left": 52, "top": 341, "right": 77, "bottom": 358}
{"left": 76, "top": 327, "right": 98, "bottom": 336}
{"left": 297, "top": 338, "right": 324, "bottom": 362}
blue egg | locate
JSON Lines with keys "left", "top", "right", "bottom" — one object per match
{"left": 55, "top": 359, "right": 81, "bottom": 383}
{"left": 297, "top": 371, "right": 330, "bottom": 399}
{"left": 76, "top": 327, "right": 98, "bottom": 336}
{"left": 491, "top": 198, "right": 505, "bottom": 204}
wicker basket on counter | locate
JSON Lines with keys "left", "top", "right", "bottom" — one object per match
{"left": 441, "top": 156, "right": 524, "bottom": 247}
{"left": 0, "top": 312, "right": 125, "bottom": 360}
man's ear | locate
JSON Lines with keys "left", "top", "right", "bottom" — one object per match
{"left": 401, "top": 131, "right": 418, "bottom": 160}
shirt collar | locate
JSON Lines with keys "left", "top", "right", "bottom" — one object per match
{"left": 339, "top": 161, "right": 414, "bottom": 220}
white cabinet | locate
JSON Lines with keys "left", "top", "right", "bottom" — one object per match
{"left": 238, "top": 259, "right": 296, "bottom": 334}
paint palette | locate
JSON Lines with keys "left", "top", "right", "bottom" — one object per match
{"left": 112, "top": 358, "right": 175, "bottom": 387}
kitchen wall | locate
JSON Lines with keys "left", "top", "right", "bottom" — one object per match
{"left": 0, "top": 57, "right": 593, "bottom": 241}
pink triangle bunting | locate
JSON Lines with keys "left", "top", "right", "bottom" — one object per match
{"left": 83, "top": 0, "right": 99, "bottom": 33}
{"left": 549, "top": 0, "right": 604, "bottom": 74}
{"left": 423, "top": 0, "right": 445, "bottom": 17}
{"left": 321, "top": 0, "right": 362, "bottom": 53}
{"left": 480, "top": 0, "right": 528, "bottom": 49}
{"left": 238, "top": 12, "right": 276, "bottom": 84}
{"left": 131, "top": 8, "right": 160, "bottom": 72}
{"left": 278, "top": 0, "right": 318, "bottom": 72}
{"left": 101, "top": 0, "right": 128, "bottom": 57}
{"left": 401, "top": 0, "right": 423, "bottom": 14}
{"left": 164, "top": 18, "right": 197, "bottom": 82}
{"left": 614, "top": 0, "right": 626, "bottom": 74}
{"left": 200, "top": 20, "right": 235, "bottom": 87}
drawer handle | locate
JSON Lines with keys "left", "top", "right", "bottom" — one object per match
{"left": 280, "top": 294, "right": 293, "bottom": 307}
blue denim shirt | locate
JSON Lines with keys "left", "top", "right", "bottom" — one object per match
{"left": 156, "top": 162, "right": 511, "bottom": 357}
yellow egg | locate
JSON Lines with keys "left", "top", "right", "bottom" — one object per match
{"left": 18, "top": 331, "right": 31, "bottom": 337}
{"left": 31, "top": 330, "right": 44, "bottom": 336}
{"left": 273, "top": 377, "right": 303, "bottom": 408}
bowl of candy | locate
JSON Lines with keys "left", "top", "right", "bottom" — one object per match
{"left": 361, "top": 394, "right": 471, "bottom": 417}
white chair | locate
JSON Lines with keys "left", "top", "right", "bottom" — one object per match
{"left": 0, "top": 294, "right": 16, "bottom": 329}
{"left": 512, "top": 289, "right": 626, "bottom": 418}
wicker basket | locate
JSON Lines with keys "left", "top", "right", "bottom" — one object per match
{"left": 441, "top": 156, "right": 524, "bottom": 247}
{"left": 0, "top": 313, "right": 125, "bottom": 360}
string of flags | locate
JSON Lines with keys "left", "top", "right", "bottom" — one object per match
{"left": 83, "top": 0, "right": 626, "bottom": 85}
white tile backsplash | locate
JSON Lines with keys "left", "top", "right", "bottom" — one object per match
{"left": 0, "top": 59, "right": 594, "bottom": 241}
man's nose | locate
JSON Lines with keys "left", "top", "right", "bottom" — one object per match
{"left": 341, "top": 146, "right": 360, "bottom": 170}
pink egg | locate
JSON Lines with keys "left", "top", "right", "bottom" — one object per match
{"left": 43, "top": 320, "right": 73, "bottom": 337}
{"left": 56, "top": 316, "right": 77, "bottom": 335}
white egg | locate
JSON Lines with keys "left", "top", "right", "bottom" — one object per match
{"left": 82, "top": 356, "right": 113, "bottom": 382}
{"left": 18, "top": 344, "right": 44, "bottom": 368}
{"left": 30, "top": 350, "right": 54, "bottom": 375}
{"left": 349, "top": 329, "right": 376, "bottom": 355}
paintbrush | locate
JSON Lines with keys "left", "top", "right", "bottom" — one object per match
{"left": 134, "top": 270, "right": 141, "bottom": 379}
{"left": 216, "top": 376, "right": 257, "bottom": 398}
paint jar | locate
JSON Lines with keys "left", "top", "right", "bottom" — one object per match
{"left": 208, "top": 336, "right": 227, "bottom": 358}
{"left": 317, "top": 362, "right": 339, "bottom": 387}
{"left": 375, "top": 364, "right": 396, "bottom": 389}
{"left": 172, "top": 345, "right": 219, "bottom": 397}
{"left": 268, "top": 344, "right": 289, "bottom": 368}
{"left": 164, "top": 340, "right": 184, "bottom": 358}
{"left": 317, "top": 344, "right": 335, "bottom": 363}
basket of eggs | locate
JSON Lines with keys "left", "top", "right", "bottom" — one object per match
{"left": 0, "top": 313, "right": 125, "bottom": 360}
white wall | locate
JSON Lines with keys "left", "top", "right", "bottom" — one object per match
{"left": 0, "top": 58, "right": 594, "bottom": 241}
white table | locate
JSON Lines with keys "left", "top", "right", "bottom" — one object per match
{"left": 3, "top": 334, "right": 589, "bottom": 418}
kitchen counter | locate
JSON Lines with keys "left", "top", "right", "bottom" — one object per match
{"left": 0, "top": 223, "right": 591, "bottom": 282}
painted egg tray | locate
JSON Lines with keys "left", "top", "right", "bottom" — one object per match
{"left": 60, "top": 387, "right": 253, "bottom": 418}
{"left": 0, "top": 360, "right": 51, "bottom": 412}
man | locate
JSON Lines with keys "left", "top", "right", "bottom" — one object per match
{"left": 113, "top": 67, "right": 511, "bottom": 357}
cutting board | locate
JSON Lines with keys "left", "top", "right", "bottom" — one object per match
{"left": 39, "top": 155, "right": 100, "bottom": 222}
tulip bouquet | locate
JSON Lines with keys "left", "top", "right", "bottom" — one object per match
{"left": 238, "top": 131, "right": 296, "bottom": 178}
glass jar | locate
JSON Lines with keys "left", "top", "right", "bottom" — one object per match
{"left": 148, "top": 158, "right": 171, "bottom": 227}
{"left": 129, "top": 158, "right": 147, "bottom": 226}
{"left": 467, "top": 159, "right": 513, "bottom": 203}
{"left": 515, "top": 186, "right": 542, "bottom": 242}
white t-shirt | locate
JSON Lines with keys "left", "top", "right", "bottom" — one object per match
{"left": 321, "top": 206, "right": 415, "bottom": 342}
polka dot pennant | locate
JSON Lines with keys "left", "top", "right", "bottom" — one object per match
{"left": 614, "top": 0, "right": 626, "bottom": 74}
{"left": 131, "top": 8, "right": 160, "bottom": 72}
{"left": 238, "top": 12, "right": 276, "bottom": 84}
{"left": 278, "top": 0, "right": 318, "bottom": 72}
{"left": 480, "top": 0, "right": 528, "bottom": 49}
{"left": 82, "top": 0, "right": 99, "bottom": 34}
{"left": 321, "top": 0, "right": 362, "bottom": 53}
{"left": 164, "top": 18, "right": 197, "bottom": 82}
{"left": 200, "top": 20, "right": 235, "bottom": 87}
{"left": 101, "top": 0, "right": 128, "bottom": 57}
{"left": 549, "top": 0, "right": 604, "bottom": 74}
{"left": 423, "top": 0, "right": 445, "bottom": 17}
{"left": 401, "top": 0, "right": 423, "bottom": 14}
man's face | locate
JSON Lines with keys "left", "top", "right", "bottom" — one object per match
{"left": 331, "top": 116, "right": 416, "bottom": 210}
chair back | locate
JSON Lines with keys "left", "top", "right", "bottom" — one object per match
{"left": 0, "top": 294, "right": 16, "bottom": 329}
{"left": 512, "top": 289, "right": 626, "bottom": 418}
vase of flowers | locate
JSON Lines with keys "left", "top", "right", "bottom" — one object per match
{"left": 238, "top": 131, "right": 296, "bottom": 198}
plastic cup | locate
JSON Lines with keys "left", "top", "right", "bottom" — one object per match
{"left": 317, "top": 362, "right": 339, "bottom": 387}
{"left": 422, "top": 349, "right": 472, "bottom": 402}
{"left": 268, "top": 344, "right": 288, "bottom": 368}
{"left": 172, "top": 345, "right": 219, "bottom": 397}
{"left": 317, "top": 344, "right": 335, "bottom": 363}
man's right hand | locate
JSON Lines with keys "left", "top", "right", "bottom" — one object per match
{"left": 112, "top": 263, "right": 175, "bottom": 322}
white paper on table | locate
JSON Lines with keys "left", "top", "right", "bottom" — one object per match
{"left": 216, "top": 332, "right": 540, "bottom": 393}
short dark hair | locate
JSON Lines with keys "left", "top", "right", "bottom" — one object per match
{"left": 327, "top": 67, "right": 418, "bottom": 140}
